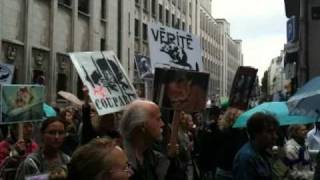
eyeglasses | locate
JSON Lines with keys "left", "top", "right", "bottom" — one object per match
{"left": 44, "top": 131, "right": 66, "bottom": 137}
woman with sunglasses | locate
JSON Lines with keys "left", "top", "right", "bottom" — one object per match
{"left": 15, "top": 117, "right": 70, "bottom": 180}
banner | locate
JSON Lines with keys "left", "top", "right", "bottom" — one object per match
{"left": 0, "top": 63, "right": 14, "bottom": 84}
{"left": 1, "top": 85, "right": 44, "bottom": 124}
{"left": 229, "top": 66, "right": 258, "bottom": 110}
{"left": 153, "top": 68, "right": 209, "bottom": 113}
{"left": 70, "top": 51, "right": 137, "bottom": 116}
{"left": 148, "top": 23, "right": 203, "bottom": 71}
{"left": 134, "top": 55, "right": 153, "bottom": 80}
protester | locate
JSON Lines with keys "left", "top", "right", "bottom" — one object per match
{"left": 60, "top": 107, "right": 79, "bottom": 155}
{"left": 80, "top": 87, "right": 121, "bottom": 145}
{"left": 198, "top": 106, "right": 221, "bottom": 179}
{"left": 119, "top": 99, "right": 168, "bottom": 180}
{"left": 215, "top": 107, "right": 247, "bottom": 180}
{"left": 307, "top": 122, "right": 320, "bottom": 150}
{"left": 233, "top": 113, "right": 279, "bottom": 180}
{"left": 0, "top": 122, "right": 38, "bottom": 179}
{"left": 166, "top": 112, "right": 194, "bottom": 180}
{"left": 68, "top": 137, "right": 129, "bottom": 180}
{"left": 284, "top": 125, "right": 314, "bottom": 179}
{"left": 15, "top": 117, "right": 70, "bottom": 180}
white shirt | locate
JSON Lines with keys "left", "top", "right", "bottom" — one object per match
{"left": 307, "top": 127, "right": 320, "bottom": 150}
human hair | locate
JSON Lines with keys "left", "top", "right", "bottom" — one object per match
{"left": 246, "top": 112, "right": 279, "bottom": 140}
{"left": 49, "top": 166, "right": 68, "bottom": 180}
{"left": 67, "top": 138, "right": 117, "bottom": 180}
{"left": 59, "top": 107, "right": 74, "bottom": 119}
{"left": 119, "top": 100, "right": 151, "bottom": 141}
{"left": 288, "top": 125, "right": 305, "bottom": 139}
{"left": 40, "top": 117, "right": 66, "bottom": 134}
{"left": 218, "top": 107, "right": 241, "bottom": 130}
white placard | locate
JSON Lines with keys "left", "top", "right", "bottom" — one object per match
{"left": 70, "top": 51, "right": 137, "bottom": 116}
{"left": 148, "top": 23, "right": 203, "bottom": 71}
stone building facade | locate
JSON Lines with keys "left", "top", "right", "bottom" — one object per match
{"left": 0, "top": 0, "right": 134, "bottom": 103}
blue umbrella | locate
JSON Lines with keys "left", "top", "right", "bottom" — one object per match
{"left": 233, "top": 102, "right": 315, "bottom": 128}
{"left": 287, "top": 76, "right": 320, "bottom": 118}
{"left": 43, "top": 103, "right": 57, "bottom": 118}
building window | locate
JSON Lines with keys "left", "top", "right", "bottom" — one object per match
{"left": 143, "top": 0, "right": 148, "bottom": 12}
{"left": 78, "top": 0, "right": 89, "bottom": 14}
{"left": 135, "top": 19, "right": 140, "bottom": 37}
{"left": 182, "top": 22, "right": 185, "bottom": 30}
{"left": 58, "top": 0, "right": 71, "bottom": 6}
{"left": 172, "top": 14, "right": 175, "bottom": 27}
{"left": 57, "top": 73, "right": 67, "bottom": 93}
{"left": 143, "top": 23, "right": 148, "bottom": 40}
{"left": 176, "top": 18, "right": 180, "bottom": 29}
{"left": 101, "top": 0, "right": 106, "bottom": 19}
{"left": 135, "top": 0, "right": 140, "bottom": 7}
{"left": 100, "top": 38, "right": 106, "bottom": 50}
{"left": 152, "top": 0, "right": 156, "bottom": 17}
{"left": 166, "top": 9, "right": 169, "bottom": 25}
{"left": 159, "top": 5, "right": 163, "bottom": 22}
{"left": 189, "top": 2, "right": 192, "bottom": 16}
{"left": 32, "top": 70, "right": 45, "bottom": 85}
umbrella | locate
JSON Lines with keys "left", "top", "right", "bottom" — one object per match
{"left": 233, "top": 102, "right": 315, "bottom": 128}
{"left": 287, "top": 76, "right": 320, "bottom": 118}
{"left": 58, "top": 91, "right": 84, "bottom": 107}
{"left": 43, "top": 103, "right": 57, "bottom": 117}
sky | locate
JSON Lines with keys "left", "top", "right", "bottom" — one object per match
{"left": 211, "top": 0, "right": 287, "bottom": 80}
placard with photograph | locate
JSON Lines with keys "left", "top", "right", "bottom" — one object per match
{"left": 1, "top": 85, "right": 44, "bottom": 124}
{"left": 229, "top": 66, "right": 258, "bottom": 110}
{"left": 153, "top": 68, "right": 209, "bottom": 113}
{"left": 148, "top": 23, "right": 203, "bottom": 71}
{"left": 0, "top": 63, "right": 14, "bottom": 84}
{"left": 70, "top": 51, "right": 137, "bottom": 116}
{"left": 134, "top": 55, "right": 153, "bottom": 79}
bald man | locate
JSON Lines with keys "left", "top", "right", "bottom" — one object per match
{"left": 120, "top": 100, "right": 168, "bottom": 180}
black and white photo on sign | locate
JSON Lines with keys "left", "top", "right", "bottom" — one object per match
{"left": 148, "top": 23, "right": 203, "bottom": 71}
{"left": 70, "top": 51, "right": 137, "bottom": 116}
{"left": 0, "top": 63, "right": 14, "bottom": 84}
{"left": 134, "top": 55, "right": 153, "bottom": 79}
{"left": 229, "top": 66, "right": 258, "bottom": 110}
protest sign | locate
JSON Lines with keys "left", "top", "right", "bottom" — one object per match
{"left": 153, "top": 68, "right": 209, "bottom": 113}
{"left": 0, "top": 63, "right": 14, "bottom": 84}
{"left": 70, "top": 51, "right": 137, "bottom": 116}
{"left": 148, "top": 23, "right": 203, "bottom": 71}
{"left": 0, "top": 85, "right": 44, "bottom": 124}
{"left": 229, "top": 66, "right": 258, "bottom": 110}
{"left": 134, "top": 55, "right": 153, "bottom": 79}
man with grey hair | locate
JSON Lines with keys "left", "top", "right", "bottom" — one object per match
{"left": 120, "top": 99, "right": 168, "bottom": 180}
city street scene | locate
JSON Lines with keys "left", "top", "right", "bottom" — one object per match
{"left": 0, "top": 0, "right": 320, "bottom": 179}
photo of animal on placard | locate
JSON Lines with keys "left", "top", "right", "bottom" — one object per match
{"left": 160, "top": 42, "right": 197, "bottom": 71}
{"left": 1, "top": 85, "right": 44, "bottom": 124}
{"left": 148, "top": 23, "right": 203, "bottom": 71}
{"left": 134, "top": 55, "right": 153, "bottom": 79}
{"left": 153, "top": 68, "right": 209, "bottom": 113}
{"left": 70, "top": 51, "right": 137, "bottom": 116}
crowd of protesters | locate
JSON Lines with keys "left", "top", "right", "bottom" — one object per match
{"left": 1, "top": 89, "right": 320, "bottom": 180}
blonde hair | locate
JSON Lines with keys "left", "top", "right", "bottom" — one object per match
{"left": 218, "top": 107, "right": 242, "bottom": 130}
